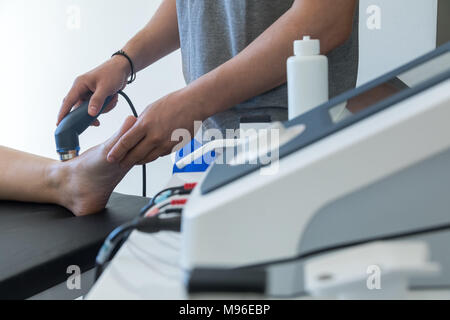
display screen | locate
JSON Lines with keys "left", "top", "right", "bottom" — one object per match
{"left": 329, "top": 51, "right": 450, "bottom": 124}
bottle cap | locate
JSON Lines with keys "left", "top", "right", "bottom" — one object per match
{"left": 294, "top": 36, "right": 321, "bottom": 56}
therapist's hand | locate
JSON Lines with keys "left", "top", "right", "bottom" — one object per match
{"left": 57, "top": 56, "right": 131, "bottom": 126}
{"left": 106, "top": 89, "right": 205, "bottom": 167}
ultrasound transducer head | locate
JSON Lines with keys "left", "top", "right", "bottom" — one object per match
{"left": 55, "top": 96, "right": 113, "bottom": 161}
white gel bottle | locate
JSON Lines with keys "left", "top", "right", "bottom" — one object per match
{"left": 287, "top": 36, "right": 329, "bottom": 120}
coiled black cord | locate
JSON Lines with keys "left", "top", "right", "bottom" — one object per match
{"left": 118, "top": 90, "right": 146, "bottom": 198}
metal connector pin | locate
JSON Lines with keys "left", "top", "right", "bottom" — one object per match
{"left": 59, "top": 150, "right": 79, "bottom": 162}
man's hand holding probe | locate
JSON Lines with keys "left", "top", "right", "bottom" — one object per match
{"left": 57, "top": 51, "right": 206, "bottom": 168}
{"left": 57, "top": 56, "right": 131, "bottom": 127}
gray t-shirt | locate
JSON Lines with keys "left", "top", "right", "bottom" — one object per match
{"left": 176, "top": 0, "right": 359, "bottom": 132}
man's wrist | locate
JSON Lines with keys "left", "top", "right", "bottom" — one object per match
{"left": 112, "top": 50, "right": 137, "bottom": 84}
{"left": 110, "top": 55, "right": 132, "bottom": 79}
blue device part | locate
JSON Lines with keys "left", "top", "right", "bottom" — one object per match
{"left": 55, "top": 96, "right": 114, "bottom": 153}
{"left": 172, "top": 139, "right": 216, "bottom": 174}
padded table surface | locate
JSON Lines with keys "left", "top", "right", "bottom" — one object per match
{"left": 0, "top": 193, "right": 149, "bottom": 300}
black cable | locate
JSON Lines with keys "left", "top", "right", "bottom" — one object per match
{"left": 139, "top": 185, "right": 195, "bottom": 217}
{"left": 117, "top": 90, "right": 138, "bottom": 117}
{"left": 94, "top": 178, "right": 194, "bottom": 281}
{"left": 94, "top": 213, "right": 182, "bottom": 281}
{"left": 139, "top": 187, "right": 182, "bottom": 216}
{"left": 236, "top": 223, "right": 450, "bottom": 273}
{"left": 118, "top": 90, "right": 146, "bottom": 198}
{"left": 94, "top": 89, "right": 150, "bottom": 277}
{"left": 136, "top": 216, "right": 182, "bottom": 233}
{"left": 156, "top": 208, "right": 183, "bottom": 216}
{"left": 153, "top": 203, "right": 184, "bottom": 213}
{"left": 94, "top": 217, "right": 139, "bottom": 281}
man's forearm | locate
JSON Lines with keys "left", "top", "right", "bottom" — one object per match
{"left": 185, "top": 0, "right": 357, "bottom": 119}
{"left": 122, "top": 0, "right": 180, "bottom": 73}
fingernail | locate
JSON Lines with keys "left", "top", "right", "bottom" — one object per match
{"left": 107, "top": 155, "right": 116, "bottom": 163}
{"left": 89, "top": 106, "right": 97, "bottom": 115}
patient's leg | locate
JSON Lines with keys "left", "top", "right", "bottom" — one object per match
{"left": 0, "top": 116, "right": 137, "bottom": 216}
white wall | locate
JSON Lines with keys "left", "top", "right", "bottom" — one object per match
{"left": 0, "top": 0, "right": 184, "bottom": 196}
{"left": 358, "top": 0, "right": 438, "bottom": 85}
{"left": 0, "top": 0, "right": 439, "bottom": 197}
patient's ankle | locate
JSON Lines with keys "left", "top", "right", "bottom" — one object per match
{"left": 45, "top": 161, "right": 72, "bottom": 211}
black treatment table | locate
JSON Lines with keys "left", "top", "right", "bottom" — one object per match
{"left": 0, "top": 193, "right": 149, "bottom": 300}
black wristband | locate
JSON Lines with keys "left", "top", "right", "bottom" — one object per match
{"left": 112, "top": 50, "right": 136, "bottom": 84}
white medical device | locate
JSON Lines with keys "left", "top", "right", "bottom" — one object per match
{"left": 181, "top": 43, "right": 450, "bottom": 296}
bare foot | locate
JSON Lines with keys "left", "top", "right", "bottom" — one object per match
{"left": 57, "top": 116, "right": 138, "bottom": 216}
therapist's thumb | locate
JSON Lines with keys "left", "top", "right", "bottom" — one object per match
{"left": 88, "top": 87, "right": 110, "bottom": 117}
{"left": 104, "top": 116, "right": 137, "bottom": 152}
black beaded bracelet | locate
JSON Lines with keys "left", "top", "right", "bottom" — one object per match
{"left": 112, "top": 50, "right": 136, "bottom": 84}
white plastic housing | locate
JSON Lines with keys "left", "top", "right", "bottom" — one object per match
{"left": 181, "top": 80, "right": 450, "bottom": 270}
